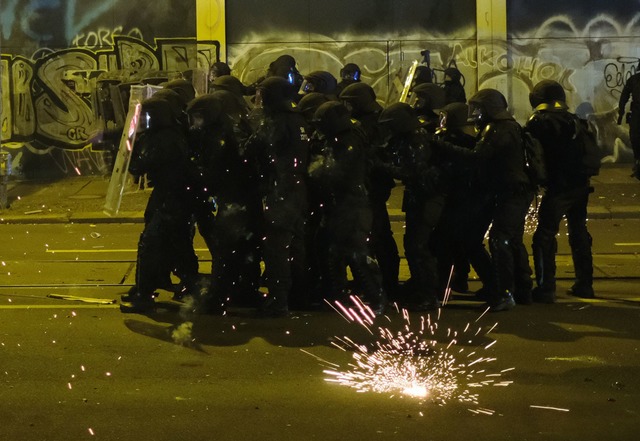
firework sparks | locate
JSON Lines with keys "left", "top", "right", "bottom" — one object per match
{"left": 524, "top": 193, "right": 543, "bottom": 235}
{"left": 318, "top": 296, "right": 513, "bottom": 411}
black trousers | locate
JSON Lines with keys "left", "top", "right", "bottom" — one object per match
{"left": 136, "top": 209, "right": 199, "bottom": 297}
{"left": 487, "top": 189, "right": 534, "bottom": 301}
{"left": 532, "top": 186, "right": 593, "bottom": 291}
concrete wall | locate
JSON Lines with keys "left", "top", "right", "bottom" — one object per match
{"left": 1, "top": 0, "right": 639, "bottom": 177}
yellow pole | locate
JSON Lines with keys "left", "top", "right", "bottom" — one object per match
{"left": 196, "top": 0, "right": 226, "bottom": 62}
{"left": 476, "top": 0, "right": 508, "bottom": 91}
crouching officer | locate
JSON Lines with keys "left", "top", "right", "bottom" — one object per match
{"left": 432, "top": 89, "right": 534, "bottom": 311}
{"left": 245, "top": 77, "right": 311, "bottom": 317}
{"left": 378, "top": 103, "right": 447, "bottom": 311}
{"left": 121, "top": 96, "right": 200, "bottom": 313}
{"left": 307, "top": 101, "right": 387, "bottom": 315}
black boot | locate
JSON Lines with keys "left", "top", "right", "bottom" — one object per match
{"left": 488, "top": 291, "right": 516, "bottom": 312}
{"left": 632, "top": 160, "right": 640, "bottom": 180}
{"left": 532, "top": 231, "right": 557, "bottom": 303}
{"left": 257, "top": 284, "right": 290, "bottom": 318}
{"left": 488, "top": 236, "right": 516, "bottom": 312}
{"left": 120, "top": 291, "right": 156, "bottom": 313}
{"left": 569, "top": 231, "right": 594, "bottom": 299}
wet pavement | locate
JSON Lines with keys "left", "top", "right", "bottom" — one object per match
{"left": 0, "top": 164, "right": 639, "bottom": 440}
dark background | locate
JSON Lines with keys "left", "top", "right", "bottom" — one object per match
{"left": 508, "top": 0, "right": 640, "bottom": 35}
{"left": 226, "top": 0, "right": 477, "bottom": 42}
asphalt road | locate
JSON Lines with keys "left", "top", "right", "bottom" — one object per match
{"left": 1, "top": 222, "right": 639, "bottom": 440}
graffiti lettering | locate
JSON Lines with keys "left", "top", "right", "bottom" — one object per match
{"left": 1, "top": 37, "right": 217, "bottom": 152}
{"left": 72, "top": 27, "right": 144, "bottom": 50}
{"left": 67, "top": 126, "right": 89, "bottom": 141}
{"left": 604, "top": 58, "right": 639, "bottom": 90}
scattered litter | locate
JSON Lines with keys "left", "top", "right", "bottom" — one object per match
{"left": 530, "top": 405, "right": 570, "bottom": 412}
{"left": 24, "top": 209, "right": 43, "bottom": 215}
{"left": 90, "top": 232, "right": 101, "bottom": 239}
{"left": 47, "top": 294, "right": 116, "bottom": 304}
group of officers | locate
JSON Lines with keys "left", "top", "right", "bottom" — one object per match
{"left": 119, "top": 55, "right": 597, "bottom": 317}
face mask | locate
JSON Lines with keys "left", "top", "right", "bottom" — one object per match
{"left": 189, "top": 114, "right": 205, "bottom": 130}
{"left": 470, "top": 105, "right": 486, "bottom": 130}
{"left": 299, "top": 80, "right": 315, "bottom": 95}
{"left": 412, "top": 96, "right": 426, "bottom": 110}
{"left": 137, "top": 111, "right": 152, "bottom": 133}
{"left": 438, "top": 111, "right": 448, "bottom": 130}
{"left": 254, "top": 89, "right": 264, "bottom": 108}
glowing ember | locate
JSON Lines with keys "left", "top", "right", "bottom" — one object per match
{"left": 524, "top": 193, "right": 543, "bottom": 235}
{"left": 319, "top": 296, "right": 513, "bottom": 411}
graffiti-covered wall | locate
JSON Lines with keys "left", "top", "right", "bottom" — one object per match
{"left": 2, "top": 0, "right": 640, "bottom": 178}
{"left": 0, "top": 0, "right": 210, "bottom": 178}
{"left": 226, "top": 0, "right": 477, "bottom": 101}
{"left": 506, "top": 0, "right": 640, "bottom": 163}
{"left": 226, "top": 0, "right": 640, "bottom": 164}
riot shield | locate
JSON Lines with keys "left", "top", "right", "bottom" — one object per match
{"left": 103, "top": 85, "right": 158, "bottom": 216}
{"left": 399, "top": 60, "right": 419, "bottom": 104}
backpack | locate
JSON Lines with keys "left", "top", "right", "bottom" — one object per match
{"left": 521, "top": 128, "right": 547, "bottom": 188}
{"left": 571, "top": 115, "right": 601, "bottom": 177}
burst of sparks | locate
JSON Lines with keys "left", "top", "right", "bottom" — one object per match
{"left": 318, "top": 296, "right": 513, "bottom": 412}
{"left": 524, "top": 193, "right": 543, "bottom": 235}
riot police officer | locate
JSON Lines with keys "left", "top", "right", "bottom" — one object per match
{"left": 432, "top": 102, "right": 494, "bottom": 297}
{"left": 527, "top": 80, "right": 596, "bottom": 301}
{"left": 299, "top": 71, "right": 339, "bottom": 100}
{"left": 245, "top": 77, "right": 311, "bottom": 316}
{"left": 208, "top": 61, "right": 232, "bottom": 92}
{"left": 121, "top": 96, "right": 200, "bottom": 313}
{"left": 340, "top": 82, "right": 400, "bottom": 298}
{"left": 378, "top": 103, "right": 447, "bottom": 311}
{"left": 336, "top": 63, "right": 362, "bottom": 96}
{"left": 433, "top": 89, "right": 534, "bottom": 311}
{"left": 307, "top": 101, "right": 387, "bottom": 315}
{"left": 443, "top": 67, "right": 466, "bottom": 104}
{"left": 186, "top": 94, "right": 262, "bottom": 313}
{"left": 617, "top": 68, "right": 640, "bottom": 179}
{"left": 411, "top": 83, "right": 446, "bottom": 132}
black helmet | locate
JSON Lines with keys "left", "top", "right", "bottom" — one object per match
{"left": 140, "top": 97, "right": 177, "bottom": 131}
{"left": 444, "top": 67, "right": 462, "bottom": 83}
{"left": 153, "top": 89, "right": 187, "bottom": 121}
{"left": 339, "top": 82, "right": 382, "bottom": 116}
{"left": 211, "top": 75, "right": 247, "bottom": 97}
{"left": 413, "top": 65, "right": 433, "bottom": 85}
{"left": 256, "top": 76, "right": 295, "bottom": 112}
{"left": 267, "top": 55, "right": 301, "bottom": 84}
{"left": 162, "top": 78, "right": 196, "bottom": 104}
{"left": 297, "top": 92, "right": 331, "bottom": 122}
{"left": 468, "top": 89, "right": 511, "bottom": 125}
{"left": 300, "top": 71, "right": 338, "bottom": 95}
{"left": 185, "top": 94, "right": 223, "bottom": 129}
{"left": 339, "top": 63, "right": 361, "bottom": 82}
{"left": 378, "top": 102, "right": 419, "bottom": 134}
{"left": 268, "top": 55, "right": 297, "bottom": 74}
{"left": 312, "top": 101, "right": 353, "bottom": 137}
{"left": 209, "top": 90, "right": 249, "bottom": 122}
{"left": 439, "top": 102, "right": 470, "bottom": 130}
{"left": 412, "top": 83, "right": 446, "bottom": 111}
{"left": 210, "top": 61, "right": 231, "bottom": 78}
{"left": 529, "top": 80, "right": 567, "bottom": 108}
